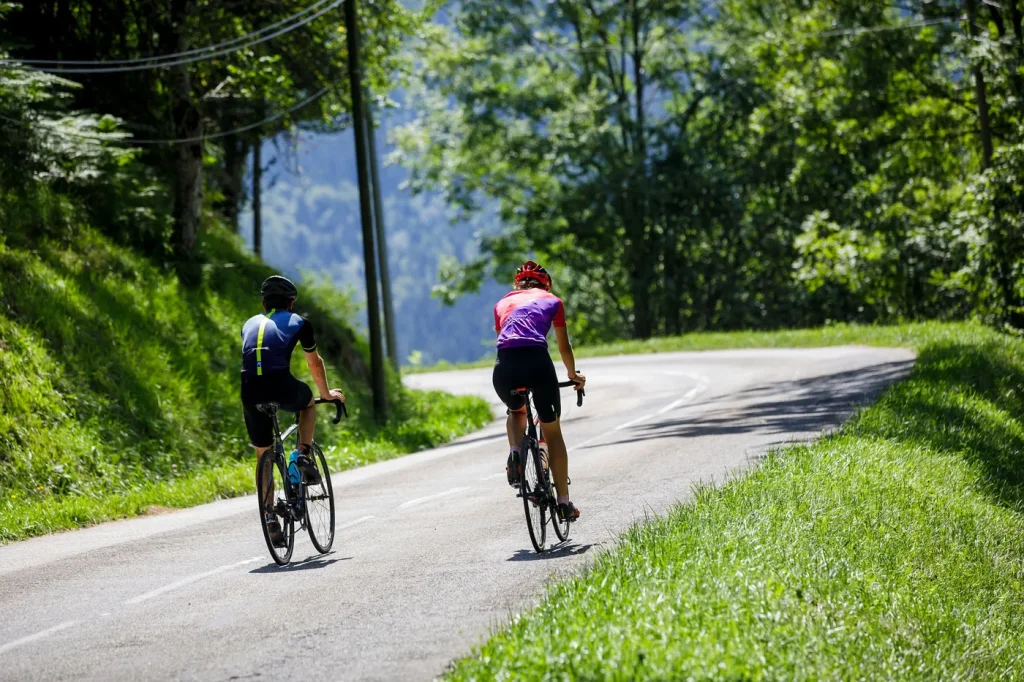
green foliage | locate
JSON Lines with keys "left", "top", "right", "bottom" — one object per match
{"left": 446, "top": 323, "right": 1024, "bottom": 680}
{"left": 0, "top": 222, "right": 490, "bottom": 543}
{"left": 399, "top": 0, "right": 1024, "bottom": 340}
{"left": 0, "top": 55, "right": 491, "bottom": 542}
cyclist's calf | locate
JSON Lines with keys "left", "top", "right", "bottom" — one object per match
{"left": 539, "top": 417, "right": 570, "bottom": 499}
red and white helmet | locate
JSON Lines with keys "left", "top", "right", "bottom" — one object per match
{"left": 514, "top": 261, "right": 552, "bottom": 291}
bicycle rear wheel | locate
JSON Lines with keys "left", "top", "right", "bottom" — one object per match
{"left": 521, "top": 441, "right": 547, "bottom": 552}
{"left": 305, "top": 443, "right": 335, "bottom": 553}
{"left": 256, "top": 450, "right": 295, "bottom": 565}
{"left": 551, "top": 481, "right": 570, "bottom": 543}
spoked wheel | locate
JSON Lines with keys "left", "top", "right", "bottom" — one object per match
{"left": 305, "top": 442, "right": 335, "bottom": 554}
{"left": 256, "top": 450, "right": 295, "bottom": 565}
{"left": 521, "top": 442, "right": 547, "bottom": 552}
{"left": 551, "top": 480, "right": 570, "bottom": 543}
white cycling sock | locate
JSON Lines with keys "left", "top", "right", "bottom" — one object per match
{"left": 557, "top": 495, "right": 569, "bottom": 505}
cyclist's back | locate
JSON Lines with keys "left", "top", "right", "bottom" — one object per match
{"left": 241, "top": 309, "right": 314, "bottom": 377}
{"left": 492, "top": 261, "right": 585, "bottom": 522}
{"left": 240, "top": 275, "right": 346, "bottom": 548}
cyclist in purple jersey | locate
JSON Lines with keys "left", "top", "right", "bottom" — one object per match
{"left": 492, "top": 261, "right": 586, "bottom": 521}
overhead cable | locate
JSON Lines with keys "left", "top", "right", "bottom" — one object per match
{"left": 1, "top": 0, "right": 343, "bottom": 74}
{"left": 3, "top": 85, "right": 333, "bottom": 145}
{"left": 0, "top": 0, "right": 335, "bottom": 67}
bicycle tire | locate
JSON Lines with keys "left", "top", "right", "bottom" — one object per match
{"left": 305, "top": 443, "right": 335, "bottom": 554}
{"left": 521, "top": 439, "right": 547, "bottom": 552}
{"left": 551, "top": 479, "right": 570, "bottom": 543}
{"left": 256, "top": 450, "right": 295, "bottom": 565}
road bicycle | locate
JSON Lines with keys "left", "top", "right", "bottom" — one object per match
{"left": 254, "top": 398, "right": 346, "bottom": 565}
{"left": 513, "top": 379, "right": 584, "bottom": 553}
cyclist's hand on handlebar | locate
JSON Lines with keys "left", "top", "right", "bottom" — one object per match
{"left": 322, "top": 388, "right": 346, "bottom": 403}
{"left": 568, "top": 371, "right": 586, "bottom": 389}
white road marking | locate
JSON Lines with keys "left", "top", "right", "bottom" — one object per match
{"left": 572, "top": 376, "right": 710, "bottom": 451}
{"left": 124, "top": 557, "right": 261, "bottom": 605}
{"left": 481, "top": 473, "right": 506, "bottom": 481}
{"left": 0, "top": 620, "right": 78, "bottom": 656}
{"left": 400, "top": 487, "right": 471, "bottom": 509}
{"left": 337, "top": 515, "right": 375, "bottom": 530}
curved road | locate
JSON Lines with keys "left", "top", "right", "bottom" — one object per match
{"left": 0, "top": 347, "right": 913, "bottom": 681}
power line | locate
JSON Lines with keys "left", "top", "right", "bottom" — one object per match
{"left": 815, "top": 17, "right": 955, "bottom": 38}
{"left": 1, "top": 85, "right": 333, "bottom": 145}
{"left": 0, "top": 0, "right": 335, "bottom": 67}
{"left": 520, "top": 17, "right": 959, "bottom": 54}
{"left": 1, "top": 0, "right": 343, "bottom": 74}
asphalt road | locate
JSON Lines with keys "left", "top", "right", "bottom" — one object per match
{"left": 0, "top": 347, "right": 914, "bottom": 681}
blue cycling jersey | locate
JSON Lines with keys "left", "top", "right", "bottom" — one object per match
{"left": 240, "top": 310, "right": 316, "bottom": 376}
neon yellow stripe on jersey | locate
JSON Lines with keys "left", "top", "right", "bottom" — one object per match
{"left": 256, "top": 309, "right": 275, "bottom": 376}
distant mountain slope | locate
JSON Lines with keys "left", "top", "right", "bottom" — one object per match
{"left": 243, "top": 122, "right": 506, "bottom": 366}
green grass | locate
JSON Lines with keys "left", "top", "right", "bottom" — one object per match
{"left": 446, "top": 322, "right": 1024, "bottom": 680}
{"left": 0, "top": 225, "right": 491, "bottom": 543}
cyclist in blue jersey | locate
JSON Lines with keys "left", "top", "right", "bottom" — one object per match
{"left": 241, "top": 275, "right": 345, "bottom": 546}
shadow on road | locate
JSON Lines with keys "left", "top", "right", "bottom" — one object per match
{"left": 250, "top": 555, "right": 350, "bottom": 573}
{"left": 507, "top": 542, "right": 594, "bottom": 562}
{"left": 588, "top": 359, "right": 914, "bottom": 449}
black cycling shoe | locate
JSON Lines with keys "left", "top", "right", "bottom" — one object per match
{"left": 296, "top": 453, "right": 322, "bottom": 486}
{"left": 264, "top": 513, "right": 287, "bottom": 547}
{"left": 557, "top": 501, "right": 580, "bottom": 523}
{"left": 506, "top": 450, "right": 521, "bottom": 488}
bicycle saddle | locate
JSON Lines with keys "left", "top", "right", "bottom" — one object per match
{"left": 255, "top": 402, "right": 281, "bottom": 415}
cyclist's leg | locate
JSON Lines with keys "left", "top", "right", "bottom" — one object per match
{"left": 506, "top": 406, "right": 527, "bottom": 448}
{"left": 530, "top": 350, "right": 571, "bottom": 501}
{"left": 493, "top": 349, "right": 529, "bottom": 484}
{"left": 243, "top": 401, "right": 277, "bottom": 508}
{"left": 279, "top": 375, "right": 315, "bottom": 448}
{"left": 540, "top": 418, "right": 569, "bottom": 497}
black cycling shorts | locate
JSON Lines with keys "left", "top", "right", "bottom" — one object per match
{"left": 492, "top": 346, "right": 561, "bottom": 424}
{"left": 241, "top": 371, "right": 313, "bottom": 448}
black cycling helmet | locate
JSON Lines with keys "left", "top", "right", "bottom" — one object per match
{"left": 261, "top": 275, "right": 297, "bottom": 300}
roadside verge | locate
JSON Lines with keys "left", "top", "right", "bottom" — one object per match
{"left": 446, "top": 322, "right": 1024, "bottom": 679}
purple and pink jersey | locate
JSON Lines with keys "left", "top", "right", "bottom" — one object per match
{"left": 494, "top": 289, "right": 566, "bottom": 349}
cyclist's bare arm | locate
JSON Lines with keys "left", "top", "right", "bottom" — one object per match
{"left": 554, "top": 326, "right": 585, "bottom": 388}
{"left": 304, "top": 351, "right": 345, "bottom": 402}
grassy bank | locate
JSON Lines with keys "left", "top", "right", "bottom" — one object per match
{"left": 447, "top": 322, "right": 1024, "bottom": 679}
{"left": 0, "top": 226, "right": 490, "bottom": 543}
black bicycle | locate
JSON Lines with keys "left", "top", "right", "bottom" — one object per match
{"left": 515, "top": 379, "right": 584, "bottom": 553}
{"left": 255, "top": 398, "right": 346, "bottom": 565}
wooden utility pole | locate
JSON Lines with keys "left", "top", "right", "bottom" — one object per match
{"left": 364, "top": 96, "right": 399, "bottom": 369}
{"left": 345, "top": 0, "right": 388, "bottom": 419}
{"left": 252, "top": 133, "right": 262, "bottom": 257}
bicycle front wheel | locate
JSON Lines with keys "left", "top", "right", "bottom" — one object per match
{"left": 305, "top": 443, "right": 335, "bottom": 554}
{"left": 256, "top": 450, "right": 295, "bottom": 565}
{"left": 521, "top": 442, "right": 547, "bottom": 552}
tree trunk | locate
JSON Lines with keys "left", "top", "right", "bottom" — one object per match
{"left": 628, "top": 0, "right": 653, "bottom": 339}
{"left": 169, "top": 0, "right": 203, "bottom": 255}
{"left": 220, "top": 134, "right": 248, "bottom": 233}
{"left": 967, "top": 0, "right": 994, "bottom": 168}
{"left": 252, "top": 135, "right": 262, "bottom": 257}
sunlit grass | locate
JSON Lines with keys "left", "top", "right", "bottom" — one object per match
{"left": 0, "top": 227, "right": 491, "bottom": 543}
{"left": 446, "top": 323, "right": 1024, "bottom": 679}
